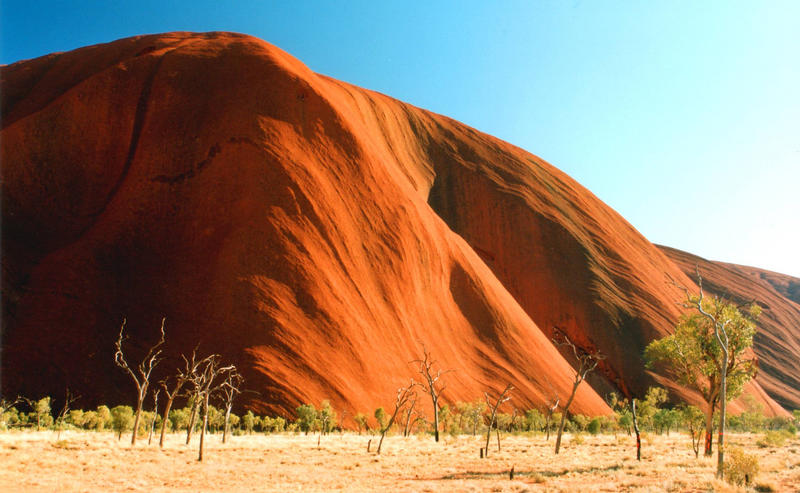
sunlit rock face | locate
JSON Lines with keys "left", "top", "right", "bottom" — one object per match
{"left": 2, "top": 32, "right": 791, "bottom": 418}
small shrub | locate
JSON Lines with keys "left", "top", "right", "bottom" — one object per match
{"left": 587, "top": 417, "right": 602, "bottom": 435}
{"left": 756, "top": 430, "right": 789, "bottom": 448}
{"left": 571, "top": 433, "right": 585, "bottom": 445}
{"left": 723, "top": 447, "right": 758, "bottom": 486}
{"left": 754, "top": 482, "right": 777, "bottom": 492}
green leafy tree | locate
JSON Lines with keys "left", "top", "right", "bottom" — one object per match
{"left": 207, "top": 405, "right": 224, "bottom": 433}
{"left": 29, "top": 396, "right": 52, "bottom": 431}
{"left": 319, "top": 400, "right": 337, "bottom": 434}
{"left": 525, "top": 409, "right": 546, "bottom": 432}
{"left": 646, "top": 274, "right": 759, "bottom": 476}
{"left": 67, "top": 410, "right": 85, "bottom": 428}
{"left": 243, "top": 411, "right": 255, "bottom": 434}
{"left": 353, "top": 413, "right": 369, "bottom": 434}
{"left": 270, "top": 416, "right": 286, "bottom": 432}
{"left": 169, "top": 406, "right": 192, "bottom": 432}
{"left": 635, "top": 387, "right": 667, "bottom": 431}
{"left": 110, "top": 405, "right": 134, "bottom": 440}
{"left": 1, "top": 406, "right": 21, "bottom": 429}
{"left": 570, "top": 414, "right": 589, "bottom": 432}
{"left": 681, "top": 404, "right": 705, "bottom": 458}
{"left": 467, "top": 400, "right": 487, "bottom": 435}
{"left": 296, "top": 404, "right": 317, "bottom": 434}
{"left": 91, "top": 405, "right": 112, "bottom": 431}
{"left": 587, "top": 417, "right": 602, "bottom": 435}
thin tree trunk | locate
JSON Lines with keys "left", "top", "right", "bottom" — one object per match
{"left": 484, "top": 421, "right": 494, "bottom": 457}
{"left": 198, "top": 393, "right": 209, "bottom": 461}
{"left": 131, "top": 392, "right": 144, "bottom": 446}
{"left": 717, "top": 351, "right": 728, "bottom": 478}
{"left": 186, "top": 397, "right": 199, "bottom": 444}
{"left": 554, "top": 388, "right": 578, "bottom": 455}
{"left": 159, "top": 395, "right": 176, "bottom": 448}
{"left": 223, "top": 405, "right": 231, "bottom": 444}
{"left": 554, "top": 410, "right": 568, "bottom": 454}
{"left": 545, "top": 414, "right": 551, "bottom": 440}
{"left": 433, "top": 397, "right": 440, "bottom": 442}
{"left": 704, "top": 401, "right": 715, "bottom": 457}
{"left": 148, "top": 391, "right": 159, "bottom": 445}
{"left": 632, "top": 399, "right": 641, "bottom": 461}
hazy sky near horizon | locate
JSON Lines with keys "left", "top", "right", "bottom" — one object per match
{"left": 3, "top": 1, "right": 799, "bottom": 277}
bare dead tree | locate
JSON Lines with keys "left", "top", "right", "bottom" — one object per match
{"left": 191, "top": 355, "right": 235, "bottom": 462}
{"left": 54, "top": 389, "right": 79, "bottom": 440}
{"left": 541, "top": 373, "right": 560, "bottom": 441}
{"left": 411, "top": 345, "right": 452, "bottom": 442}
{"left": 402, "top": 392, "right": 418, "bottom": 437}
{"left": 184, "top": 352, "right": 213, "bottom": 445}
{"left": 147, "top": 388, "right": 160, "bottom": 445}
{"left": 377, "top": 381, "right": 416, "bottom": 454}
{"left": 219, "top": 368, "right": 244, "bottom": 444}
{"left": 158, "top": 350, "right": 204, "bottom": 448}
{"left": 114, "top": 317, "right": 166, "bottom": 446}
{"left": 483, "top": 384, "right": 513, "bottom": 458}
{"left": 552, "top": 328, "right": 604, "bottom": 455}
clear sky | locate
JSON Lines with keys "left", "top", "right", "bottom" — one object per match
{"left": 2, "top": 1, "right": 799, "bottom": 277}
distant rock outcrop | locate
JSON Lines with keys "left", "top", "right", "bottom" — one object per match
{"left": 2, "top": 32, "right": 793, "bottom": 418}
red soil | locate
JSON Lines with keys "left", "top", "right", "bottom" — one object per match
{"left": 1, "top": 32, "right": 792, "bottom": 419}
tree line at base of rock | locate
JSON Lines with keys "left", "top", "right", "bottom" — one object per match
{"left": 2, "top": 390, "right": 796, "bottom": 443}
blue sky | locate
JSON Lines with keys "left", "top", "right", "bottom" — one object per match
{"left": 3, "top": 1, "right": 799, "bottom": 277}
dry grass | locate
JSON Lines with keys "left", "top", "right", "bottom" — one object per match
{"left": 1, "top": 430, "right": 798, "bottom": 492}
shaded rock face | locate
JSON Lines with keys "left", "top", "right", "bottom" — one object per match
{"left": 658, "top": 246, "right": 800, "bottom": 411}
{"left": 1, "top": 32, "right": 792, "bottom": 418}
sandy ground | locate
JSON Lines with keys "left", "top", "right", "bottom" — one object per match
{"left": 0, "top": 430, "right": 798, "bottom": 492}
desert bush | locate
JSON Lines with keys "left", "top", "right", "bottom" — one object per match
{"left": 1, "top": 406, "right": 22, "bottom": 429}
{"left": 229, "top": 412, "right": 240, "bottom": 430}
{"left": 766, "top": 416, "right": 794, "bottom": 430}
{"left": 319, "top": 400, "right": 337, "bottom": 434}
{"left": 570, "top": 433, "right": 585, "bottom": 445}
{"left": 587, "top": 417, "right": 602, "bottom": 435}
{"left": 169, "top": 407, "right": 191, "bottom": 432}
{"left": 262, "top": 416, "right": 286, "bottom": 433}
{"left": 67, "top": 410, "right": 85, "bottom": 428}
{"left": 496, "top": 412, "right": 512, "bottom": 432}
{"left": 82, "top": 411, "right": 99, "bottom": 431}
{"left": 524, "top": 409, "right": 545, "bottom": 432}
{"left": 754, "top": 482, "right": 777, "bottom": 492}
{"left": 110, "top": 405, "right": 134, "bottom": 440}
{"left": 95, "top": 406, "right": 112, "bottom": 430}
{"left": 353, "top": 413, "right": 369, "bottom": 434}
{"left": 137, "top": 411, "right": 154, "bottom": 435}
{"left": 570, "top": 414, "right": 589, "bottom": 432}
{"left": 242, "top": 411, "right": 255, "bottom": 434}
{"left": 723, "top": 447, "right": 758, "bottom": 486}
{"left": 206, "top": 405, "right": 224, "bottom": 432}
{"left": 296, "top": 404, "right": 318, "bottom": 433}
{"left": 756, "top": 429, "right": 792, "bottom": 448}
